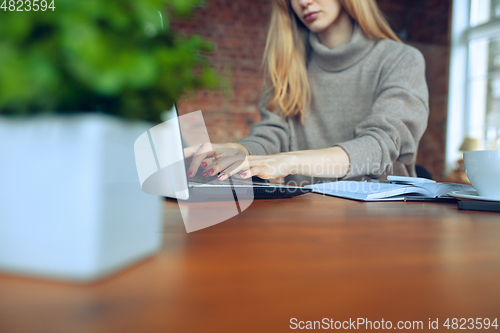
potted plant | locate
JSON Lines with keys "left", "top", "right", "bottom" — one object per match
{"left": 0, "top": 0, "right": 217, "bottom": 281}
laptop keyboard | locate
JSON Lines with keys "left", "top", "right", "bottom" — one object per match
{"left": 188, "top": 175, "right": 274, "bottom": 186}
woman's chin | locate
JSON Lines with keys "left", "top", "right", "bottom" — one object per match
{"left": 305, "top": 22, "right": 329, "bottom": 34}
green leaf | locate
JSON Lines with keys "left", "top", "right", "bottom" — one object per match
{"left": 0, "top": 0, "right": 220, "bottom": 122}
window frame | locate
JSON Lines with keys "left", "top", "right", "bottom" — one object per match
{"left": 446, "top": 0, "right": 500, "bottom": 174}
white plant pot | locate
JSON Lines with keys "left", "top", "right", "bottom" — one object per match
{"left": 0, "top": 114, "right": 163, "bottom": 282}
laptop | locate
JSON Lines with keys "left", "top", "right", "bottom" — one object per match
{"left": 134, "top": 105, "right": 311, "bottom": 201}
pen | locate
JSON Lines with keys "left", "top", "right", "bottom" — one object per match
{"left": 366, "top": 179, "right": 407, "bottom": 185}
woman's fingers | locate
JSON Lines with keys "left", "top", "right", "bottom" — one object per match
{"left": 200, "top": 157, "right": 215, "bottom": 170}
{"left": 187, "top": 142, "right": 215, "bottom": 177}
{"left": 239, "top": 166, "right": 262, "bottom": 179}
{"left": 186, "top": 142, "right": 251, "bottom": 177}
{"left": 200, "top": 148, "right": 231, "bottom": 170}
{"left": 183, "top": 143, "right": 203, "bottom": 159}
{"left": 204, "top": 155, "right": 248, "bottom": 177}
{"left": 216, "top": 158, "right": 253, "bottom": 180}
{"left": 216, "top": 162, "right": 242, "bottom": 181}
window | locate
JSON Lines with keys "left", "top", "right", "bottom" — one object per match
{"left": 447, "top": 0, "right": 500, "bottom": 173}
{"left": 470, "top": 0, "right": 500, "bottom": 26}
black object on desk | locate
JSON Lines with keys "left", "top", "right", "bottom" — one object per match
{"left": 457, "top": 201, "right": 500, "bottom": 212}
{"left": 406, "top": 196, "right": 457, "bottom": 203}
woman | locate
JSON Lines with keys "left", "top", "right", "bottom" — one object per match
{"left": 186, "top": 0, "right": 429, "bottom": 186}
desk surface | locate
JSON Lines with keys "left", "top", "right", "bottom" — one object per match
{"left": 1, "top": 194, "right": 500, "bottom": 333}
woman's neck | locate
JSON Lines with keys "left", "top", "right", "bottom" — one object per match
{"left": 317, "top": 10, "right": 354, "bottom": 49}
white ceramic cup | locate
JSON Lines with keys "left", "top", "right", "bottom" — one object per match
{"left": 463, "top": 149, "right": 500, "bottom": 199}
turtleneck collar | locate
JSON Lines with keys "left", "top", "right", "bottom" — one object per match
{"left": 309, "top": 22, "right": 377, "bottom": 72}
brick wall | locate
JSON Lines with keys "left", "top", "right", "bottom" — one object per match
{"left": 173, "top": 0, "right": 451, "bottom": 179}
{"left": 377, "top": 0, "right": 451, "bottom": 179}
{"left": 172, "top": 0, "right": 270, "bottom": 143}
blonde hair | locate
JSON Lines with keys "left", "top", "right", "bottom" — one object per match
{"left": 263, "top": 0, "right": 401, "bottom": 122}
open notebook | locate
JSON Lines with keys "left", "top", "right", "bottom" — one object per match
{"left": 304, "top": 177, "right": 474, "bottom": 202}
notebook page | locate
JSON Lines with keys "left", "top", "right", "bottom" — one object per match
{"left": 306, "top": 181, "right": 418, "bottom": 201}
{"left": 413, "top": 182, "right": 475, "bottom": 197}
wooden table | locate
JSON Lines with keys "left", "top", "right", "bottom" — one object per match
{"left": 1, "top": 194, "right": 500, "bottom": 332}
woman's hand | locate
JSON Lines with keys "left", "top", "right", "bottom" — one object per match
{"left": 209, "top": 147, "right": 350, "bottom": 180}
{"left": 184, "top": 142, "right": 249, "bottom": 178}
{"left": 205, "top": 154, "right": 294, "bottom": 181}
{"left": 184, "top": 142, "right": 293, "bottom": 180}
{"left": 185, "top": 143, "right": 350, "bottom": 181}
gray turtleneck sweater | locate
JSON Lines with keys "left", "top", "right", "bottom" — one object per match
{"left": 238, "top": 24, "right": 429, "bottom": 184}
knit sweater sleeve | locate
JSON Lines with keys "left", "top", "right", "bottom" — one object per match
{"left": 237, "top": 91, "right": 291, "bottom": 155}
{"left": 335, "top": 47, "right": 429, "bottom": 179}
